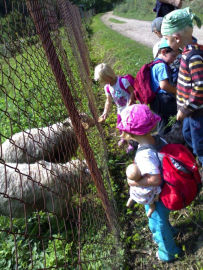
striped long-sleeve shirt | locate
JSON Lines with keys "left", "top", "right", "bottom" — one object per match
{"left": 177, "top": 44, "right": 203, "bottom": 116}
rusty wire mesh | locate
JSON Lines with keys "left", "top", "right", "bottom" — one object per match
{"left": 0, "top": 0, "right": 122, "bottom": 269}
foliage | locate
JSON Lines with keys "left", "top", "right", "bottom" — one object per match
{"left": 0, "top": 0, "right": 25, "bottom": 16}
{"left": 45, "top": 236, "right": 74, "bottom": 269}
{"left": 114, "top": 0, "right": 203, "bottom": 22}
{"left": 70, "top": 0, "right": 122, "bottom": 13}
{"left": 0, "top": 3, "right": 36, "bottom": 54}
{"left": 114, "top": 0, "right": 155, "bottom": 20}
{"left": 80, "top": 226, "right": 125, "bottom": 269}
{"left": 0, "top": 44, "right": 67, "bottom": 140}
{"left": 1, "top": 10, "right": 34, "bottom": 40}
{"left": 0, "top": 213, "right": 74, "bottom": 269}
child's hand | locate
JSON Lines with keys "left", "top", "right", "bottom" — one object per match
{"left": 118, "top": 138, "right": 127, "bottom": 147}
{"left": 176, "top": 110, "right": 185, "bottom": 121}
{"left": 98, "top": 114, "right": 107, "bottom": 123}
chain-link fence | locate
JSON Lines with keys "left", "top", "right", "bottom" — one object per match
{"left": 0, "top": 0, "right": 122, "bottom": 269}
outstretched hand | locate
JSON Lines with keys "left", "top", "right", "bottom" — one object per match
{"left": 98, "top": 113, "right": 107, "bottom": 123}
{"left": 176, "top": 110, "right": 185, "bottom": 121}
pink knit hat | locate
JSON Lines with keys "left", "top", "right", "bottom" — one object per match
{"left": 117, "top": 104, "right": 161, "bottom": 135}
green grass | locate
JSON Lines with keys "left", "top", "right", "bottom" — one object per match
{"left": 90, "top": 14, "right": 152, "bottom": 75}
{"left": 89, "top": 14, "right": 203, "bottom": 270}
{"left": 109, "top": 18, "right": 126, "bottom": 23}
{"left": 113, "top": 0, "right": 156, "bottom": 21}
{"left": 0, "top": 27, "right": 92, "bottom": 142}
{"left": 113, "top": 0, "right": 203, "bottom": 22}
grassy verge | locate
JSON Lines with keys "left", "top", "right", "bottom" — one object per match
{"left": 89, "top": 14, "right": 203, "bottom": 270}
{"left": 109, "top": 18, "right": 126, "bottom": 23}
{"left": 90, "top": 14, "right": 152, "bottom": 77}
{"left": 113, "top": 0, "right": 203, "bottom": 22}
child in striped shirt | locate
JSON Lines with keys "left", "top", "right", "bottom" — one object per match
{"left": 161, "top": 7, "right": 203, "bottom": 172}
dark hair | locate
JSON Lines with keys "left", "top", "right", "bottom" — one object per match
{"left": 158, "top": 47, "right": 173, "bottom": 54}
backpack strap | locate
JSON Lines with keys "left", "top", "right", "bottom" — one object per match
{"left": 118, "top": 76, "right": 130, "bottom": 94}
{"left": 151, "top": 59, "right": 165, "bottom": 66}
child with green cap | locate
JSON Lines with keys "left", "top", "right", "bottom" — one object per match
{"left": 161, "top": 7, "right": 203, "bottom": 171}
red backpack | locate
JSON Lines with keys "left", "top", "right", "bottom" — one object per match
{"left": 137, "top": 143, "right": 202, "bottom": 210}
{"left": 133, "top": 59, "right": 165, "bottom": 104}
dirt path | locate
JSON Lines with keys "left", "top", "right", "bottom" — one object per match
{"left": 101, "top": 11, "right": 203, "bottom": 48}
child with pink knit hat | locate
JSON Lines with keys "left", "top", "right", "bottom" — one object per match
{"left": 121, "top": 104, "right": 162, "bottom": 217}
{"left": 117, "top": 104, "right": 181, "bottom": 262}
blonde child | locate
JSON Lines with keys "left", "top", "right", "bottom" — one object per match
{"left": 161, "top": 8, "right": 203, "bottom": 171}
{"left": 117, "top": 104, "right": 181, "bottom": 262}
{"left": 126, "top": 163, "right": 159, "bottom": 218}
{"left": 94, "top": 63, "right": 136, "bottom": 151}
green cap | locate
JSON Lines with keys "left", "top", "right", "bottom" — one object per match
{"left": 161, "top": 7, "right": 202, "bottom": 36}
{"left": 159, "top": 38, "right": 171, "bottom": 49}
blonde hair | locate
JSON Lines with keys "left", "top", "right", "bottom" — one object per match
{"left": 121, "top": 124, "right": 157, "bottom": 140}
{"left": 121, "top": 132, "right": 136, "bottom": 141}
{"left": 94, "top": 63, "right": 116, "bottom": 83}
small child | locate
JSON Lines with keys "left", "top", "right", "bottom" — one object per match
{"left": 150, "top": 38, "right": 178, "bottom": 135}
{"left": 161, "top": 7, "right": 203, "bottom": 172}
{"left": 151, "top": 17, "right": 182, "bottom": 86}
{"left": 126, "top": 163, "right": 160, "bottom": 218}
{"left": 117, "top": 104, "right": 181, "bottom": 262}
{"left": 151, "top": 17, "right": 163, "bottom": 38}
{"left": 94, "top": 63, "right": 136, "bottom": 152}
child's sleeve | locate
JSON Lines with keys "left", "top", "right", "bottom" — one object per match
{"left": 155, "top": 63, "right": 169, "bottom": 82}
{"left": 187, "top": 55, "right": 203, "bottom": 111}
{"left": 104, "top": 85, "right": 111, "bottom": 96}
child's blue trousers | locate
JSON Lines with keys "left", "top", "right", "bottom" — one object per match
{"left": 182, "top": 115, "right": 203, "bottom": 166}
{"left": 145, "top": 201, "right": 181, "bottom": 261}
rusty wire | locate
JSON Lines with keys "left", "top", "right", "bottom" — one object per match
{"left": 0, "top": 0, "right": 121, "bottom": 269}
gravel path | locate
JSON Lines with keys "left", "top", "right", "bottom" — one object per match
{"left": 101, "top": 11, "right": 203, "bottom": 48}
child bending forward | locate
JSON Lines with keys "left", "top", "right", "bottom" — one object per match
{"left": 126, "top": 163, "right": 160, "bottom": 218}
{"left": 94, "top": 63, "right": 136, "bottom": 152}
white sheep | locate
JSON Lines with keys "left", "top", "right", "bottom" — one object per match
{"left": 0, "top": 113, "right": 95, "bottom": 164}
{"left": 0, "top": 159, "right": 90, "bottom": 217}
